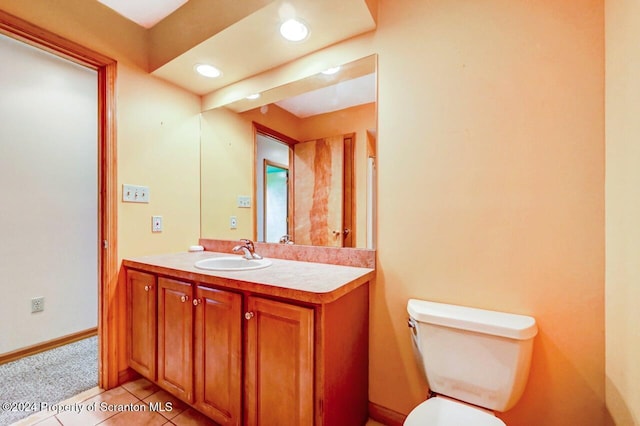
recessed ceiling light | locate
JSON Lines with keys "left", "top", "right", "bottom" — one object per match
{"left": 194, "top": 64, "right": 222, "bottom": 78}
{"left": 321, "top": 66, "right": 341, "bottom": 75}
{"left": 279, "top": 18, "right": 309, "bottom": 42}
{"left": 246, "top": 93, "right": 261, "bottom": 100}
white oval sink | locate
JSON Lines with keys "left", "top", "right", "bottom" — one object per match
{"left": 194, "top": 256, "right": 272, "bottom": 271}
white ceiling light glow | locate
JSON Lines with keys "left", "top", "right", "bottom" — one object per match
{"left": 195, "top": 64, "right": 222, "bottom": 78}
{"left": 321, "top": 66, "right": 341, "bottom": 75}
{"left": 279, "top": 18, "right": 309, "bottom": 42}
{"left": 246, "top": 93, "right": 261, "bottom": 100}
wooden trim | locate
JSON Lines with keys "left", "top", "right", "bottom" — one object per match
{"left": 119, "top": 367, "right": 140, "bottom": 386}
{"left": 0, "top": 11, "right": 113, "bottom": 70}
{"left": 0, "top": 328, "right": 98, "bottom": 366}
{"left": 98, "top": 60, "right": 119, "bottom": 391}
{"left": 253, "top": 123, "right": 299, "bottom": 242}
{"left": 253, "top": 122, "right": 299, "bottom": 146}
{"left": 0, "top": 11, "right": 118, "bottom": 390}
{"left": 368, "top": 401, "right": 407, "bottom": 426}
{"left": 263, "top": 159, "right": 290, "bottom": 241}
{"left": 343, "top": 133, "right": 356, "bottom": 248}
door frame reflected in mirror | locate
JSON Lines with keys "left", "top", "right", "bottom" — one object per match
{"left": 262, "top": 160, "right": 290, "bottom": 243}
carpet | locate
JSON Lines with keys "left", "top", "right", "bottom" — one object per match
{"left": 0, "top": 336, "right": 98, "bottom": 426}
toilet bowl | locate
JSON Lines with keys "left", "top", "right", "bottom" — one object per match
{"left": 404, "top": 396, "right": 505, "bottom": 426}
{"left": 405, "top": 299, "right": 537, "bottom": 426}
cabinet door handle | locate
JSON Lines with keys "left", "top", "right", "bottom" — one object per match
{"left": 193, "top": 298, "right": 202, "bottom": 306}
{"left": 244, "top": 311, "right": 255, "bottom": 320}
{"left": 180, "top": 295, "right": 189, "bottom": 303}
{"left": 144, "top": 285, "right": 153, "bottom": 292}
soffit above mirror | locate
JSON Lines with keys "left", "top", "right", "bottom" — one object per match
{"left": 146, "top": 0, "right": 377, "bottom": 96}
{"left": 225, "top": 54, "right": 376, "bottom": 117}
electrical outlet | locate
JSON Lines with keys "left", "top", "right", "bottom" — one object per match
{"left": 31, "top": 297, "right": 44, "bottom": 313}
{"left": 152, "top": 216, "right": 163, "bottom": 232}
{"left": 230, "top": 216, "right": 237, "bottom": 229}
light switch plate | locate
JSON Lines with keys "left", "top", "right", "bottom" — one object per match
{"left": 123, "top": 184, "right": 149, "bottom": 203}
{"left": 237, "top": 195, "right": 251, "bottom": 208}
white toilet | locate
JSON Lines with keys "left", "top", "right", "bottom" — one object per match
{"left": 405, "top": 299, "right": 538, "bottom": 425}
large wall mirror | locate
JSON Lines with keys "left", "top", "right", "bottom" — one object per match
{"left": 201, "top": 54, "right": 377, "bottom": 249}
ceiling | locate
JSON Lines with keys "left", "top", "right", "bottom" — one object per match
{"left": 97, "top": 0, "right": 188, "bottom": 29}
{"left": 96, "top": 0, "right": 377, "bottom": 116}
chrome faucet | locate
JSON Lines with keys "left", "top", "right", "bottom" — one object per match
{"left": 232, "top": 239, "right": 262, "bottom": 260}
{"left": 278, "top": 234, "right": 294, "bottom": 244}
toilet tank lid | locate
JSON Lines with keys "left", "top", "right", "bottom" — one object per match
{"left": 407, "top": 299, "right": 538, "bottom": 340}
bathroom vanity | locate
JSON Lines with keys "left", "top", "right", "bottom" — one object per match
{"left": 123, "top": 250, "right": 374, "bottom": 426}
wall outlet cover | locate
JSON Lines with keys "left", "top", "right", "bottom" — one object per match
{"left": 152, "top": 216, "right": 163, "bottom": 232}
{"left": 31, "top": 296, "right": 44, "bottom": 313}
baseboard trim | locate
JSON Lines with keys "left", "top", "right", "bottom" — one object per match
{"left": 118, "top": 367, "right": 140, "bottom": 387}
{"left": 0, "top": 327, "right": 97, "bottom": 366}
{"left": 369, "top": 401, "right": 407, "bottom": 426}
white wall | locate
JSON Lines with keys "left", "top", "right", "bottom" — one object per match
{"left": 0, "top": 33, "right": 98, "bottom": 353}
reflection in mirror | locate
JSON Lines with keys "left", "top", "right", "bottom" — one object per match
{"left": 263, "top": 162, "right": 289, "bottom": 242}
{"left": 257, "top": 133, "right": 291, "bottom": 242}
{"left": 200, "top": 55, "right": 377, "bottom": 248}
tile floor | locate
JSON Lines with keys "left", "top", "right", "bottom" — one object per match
{"left": 12, "top": 378, "right": 386, "bottom": 426}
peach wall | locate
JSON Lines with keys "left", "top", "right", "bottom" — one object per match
{"left": 200, "top": 107, "right": 255, "bottom": 240}
{"left": 371, "top": 0, "right": 606, "bottom": 424}
{"left": 0, "top": 1, "right": 202, "bottom": 260}
{"left": 0, "top": 1, "right": 610, "bottom": 424}
{"left": 605, "top": 0, "right": 640, "bottom": 424}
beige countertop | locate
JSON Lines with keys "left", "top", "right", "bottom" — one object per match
{"left": 123, "top": 251, "right": 375, "bottom": 304}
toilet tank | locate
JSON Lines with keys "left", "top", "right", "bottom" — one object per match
{"left": 407, "top": 299, "right": 537, "bottom": 412}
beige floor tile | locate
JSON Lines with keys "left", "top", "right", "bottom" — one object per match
{"left": 98, "top": 402, "right": 168, "bottom": 426}
{"left": 10, "top": 388, "right": 105, "bottom": 426}
{"left": 32, "top": 416, "right": 61, "bottom": 425}
{"left": 10, "top": 409, "right": 56, "bottom": 426}
{"left": 57, "top": 387, "right": 104, "bottom": 405}
{"left": 121, "top": 378, "right": 159, "bottom": 400}
{"left": 142, "top": 389, "right": 188, "bottom": 420}
{"left": 170, "top": 408, "right": 219, "bottom": 426}
{"left": 55, "top": 386, "right": 138, "bottom": 426}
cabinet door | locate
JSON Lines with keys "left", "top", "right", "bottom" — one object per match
{"left": 157, "top": 277, "right": 194, "bottom": 402}
{"left": 194, "top": 286, "right": 242, "bottom": 425}
{"left": 245, "top": 296, "right": 314, "bottom": 426}
{"left": 127, "top": 270, "right": 157, "bottom": 380}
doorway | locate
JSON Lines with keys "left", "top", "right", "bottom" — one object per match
{"left": 263, "top": 161, "right": 290, "bottom": 243}
{"left": 0, "top": 11, "right": 117, "bottom": 389}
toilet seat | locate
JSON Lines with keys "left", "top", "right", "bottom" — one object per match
{"left": 404, "top": 397, "right": 506, "bottom": 426}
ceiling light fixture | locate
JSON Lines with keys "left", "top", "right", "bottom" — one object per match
{"left": 194, "top": 64, "right": 222, "bottom": 78}
{"left": 321, "top": 66, "right": 341, "bottom": 75}
{"left": 246, "top": 93, "right": 261, "bottom": 100}
{"left": 279, "top": 18, "right": 309, "bottom": 42}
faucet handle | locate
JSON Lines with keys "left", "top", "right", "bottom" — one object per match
{"left": 240, "top": 238, "right": 254, "bottom": 250}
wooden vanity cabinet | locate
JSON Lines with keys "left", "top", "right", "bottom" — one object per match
{"left": 125, "top": 266, "right": 370, "bottom": 426}
{"left": 194, "top": 286, "right": 242, "bottom": 425}
{"left": 155, "top": 278, "right": 244, "bottom": 426}
{"left": 126, "top": 270, "right": 157, "bottom": 381}
{"left": 157, "top": 277, "right": 194, "bottom": 403}
{"left": 245, "top": 296, "right": 315, "bottom": 425}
